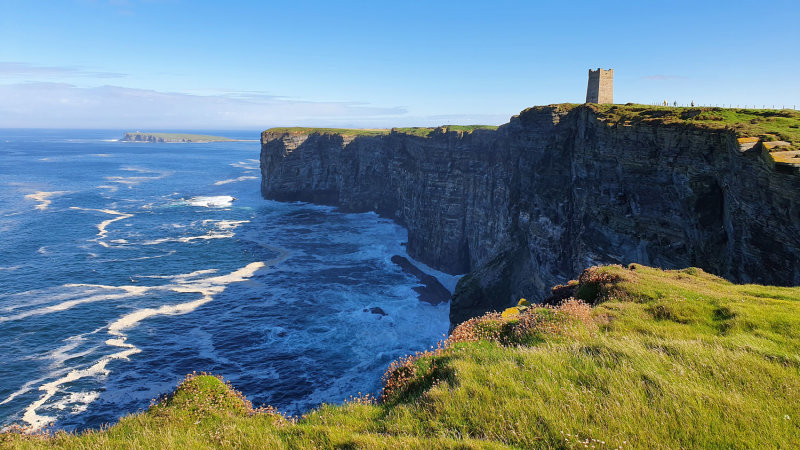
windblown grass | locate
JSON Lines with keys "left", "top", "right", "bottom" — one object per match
{"left": 587, "top": 104, "right": 800, "bottom": 144}
{"left": 4, "top": 264, "right": 800, "bottom": 448}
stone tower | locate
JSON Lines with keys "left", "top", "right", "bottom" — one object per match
{"left": 586, "top": 68, "right": 613, "bottom": 104}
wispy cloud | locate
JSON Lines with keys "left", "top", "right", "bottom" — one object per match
{"left": 0, "top": 62, "right": 126, "bottom": 79}
{"left": 642, "top": 74, "right": 687, "bottom": 81}
{"left": 0, "top": 82, "right": 408, "bottom": 129}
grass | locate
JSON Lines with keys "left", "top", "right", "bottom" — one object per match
{"left": 584, "top": 103, "right": 800, "bottom": 145}
{"left": 122, "top": 132, "right": 238, "bottom": 142}
{"left": 265, "top": 104, "right": 800, "bottom": 147}
{"left": 4, "top": 264, "right": 800, "bottom": 448}
{"left": 263, "top": 125, "right": 498, "bottom": 137}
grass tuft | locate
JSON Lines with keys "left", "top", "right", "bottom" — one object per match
{"left": 4, "top": 264, "right": 800, "bottom": 448}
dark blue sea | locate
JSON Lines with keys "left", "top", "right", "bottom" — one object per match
{"left": 0, "top": 129, "right": 451, "bottom": 432}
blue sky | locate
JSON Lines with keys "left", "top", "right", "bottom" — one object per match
{"left": 0, "top": 0, "right": 798, "bottom": 129}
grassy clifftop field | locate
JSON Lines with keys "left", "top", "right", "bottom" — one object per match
{"left": 265, "top": 105, "right": 800, "bottom": 146}
{"left": 588, "top": 104, "right": 800, "bottom": 145}
{"left": 4, "top": 264, "right": 799, "bottom": 448}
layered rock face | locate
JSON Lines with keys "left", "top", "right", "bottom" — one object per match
{"left": 260, "top": 105, "right": 800, "bottom": 326}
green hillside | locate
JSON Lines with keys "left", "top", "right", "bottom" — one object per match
{"left": 4, "top": 264, "right": 800, "bottom": 448}
{"left": 588, "top": 104, "right": 800, "bottom": 146}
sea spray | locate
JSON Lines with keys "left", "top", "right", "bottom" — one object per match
{"left": 0, "top": 130, "right": 449, "bottom": 432}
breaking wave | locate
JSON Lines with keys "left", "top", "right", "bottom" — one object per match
{"left": 0, "top": 130, "right": 449, "bottom": 433}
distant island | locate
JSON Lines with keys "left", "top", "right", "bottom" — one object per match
{"left": 121, "top": 132, "right": 241, "bottom": 143}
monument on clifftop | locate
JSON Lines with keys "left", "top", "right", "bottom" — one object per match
{"left": 586, "top": 68, "right": 613, "bottom": 104}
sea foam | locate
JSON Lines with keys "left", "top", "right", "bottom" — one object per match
{"left": 24, "top": 191, "right": 70, "bottom": 211}
{"left": 213, "top": 176, "right": 259, "bottom": 185}
{"left": 18, "top": 262, "right": 265, "bottom": 431}
{"left": 182, "top": 195, "right": 236, "bottom": 208}
{"left": 69, "top": 207, "right": 134, "bottom": 248}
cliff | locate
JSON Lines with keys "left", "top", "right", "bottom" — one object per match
{"left": 259, "top": 104, "right": 800, "bottom": 325}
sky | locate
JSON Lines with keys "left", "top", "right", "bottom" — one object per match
{"left": 0, "top": 0, "right": 798, "bottom": 130}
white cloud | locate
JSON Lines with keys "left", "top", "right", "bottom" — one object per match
{"left": 0, "top": 82, "right": 408, "bottom": 129}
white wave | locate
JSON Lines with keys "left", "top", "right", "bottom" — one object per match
{"left": 141, "top": 231, "right": 234, "bottom": 246}
{"left": 139, "top": 268, "right": 218, "bottom": 281}
{"left": 213, "top": 176, "right": 259, "bottom": 186}
{"left": 108, "top": 296, "right": 214, "bottom": 337}
{"left": 19, "top": 261, "right": 266, "bottom": 431}
{"left": 96, "top": 185, "right": 119, "bottom": 193}
{"left": 24, "top": 191, "right": 70, "bottom": 211}
{"left": 1, "top": 286, "right": 117, "bottom": 313}
{"left": 182, "top": 195, "right": 235, "bottom": 208}
{"left": 0, "top": 265, "right": 21, "bottom": 272}
{"left": 45, "top": 337, "right": 84, "bottom": 366}
{"left": 201, "top": 219, "right": 249, "bottom": 231}
{"left": 119, "top": 167, "right": 159, "bottom": 173}
{"left": 52, "top": 391, "right": 100, "bottom": 414}
{"left": 103, "top": 176, "right": 154, "bottom": 187}
{"left": 69, "top": 207, "right": 134, "bottom": 248}
{"left": 22, "top": 347, "right": 137, "bottom": 430}
{"left": 230, "top": 161, "right": 259, "bottom": 170}
{"left": 0, "top": 378, "right": 46, "bottom": 406}
{"left": 0, "top": 285, "right": 149, "bottom": 324}
{"left": 103, "top": 168, "right": 172, "bottom": 188}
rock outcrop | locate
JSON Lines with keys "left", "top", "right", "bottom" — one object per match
{"left": 121, "top": 132, "right": 236, "bottom": 143}
{"left": 260, "top": 104, "right": 800, "bottom": 326}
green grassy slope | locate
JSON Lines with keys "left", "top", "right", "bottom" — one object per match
{"left": 588, "top": 104, "right": 800, "bottom": 146}
{"left": 4, "top": 264, "right": 799, "bottom": 448}
{"left": 267, "top": 104, "right": 800, "bottom": 148}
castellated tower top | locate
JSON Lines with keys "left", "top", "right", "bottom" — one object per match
{"left": 586, "top": 68, "right": 613, "bottom": 104}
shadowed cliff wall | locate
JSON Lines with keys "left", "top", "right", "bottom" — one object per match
{"left": 260, "top": 105, "right": 800, "bottom": 325}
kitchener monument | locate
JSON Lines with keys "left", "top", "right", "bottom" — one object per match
{"left": 586, "top": 68, "right": 614, "bottom": 104}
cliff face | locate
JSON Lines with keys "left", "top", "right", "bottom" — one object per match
{"left": 260, "top": 105, "right": 800, "bottom": 325}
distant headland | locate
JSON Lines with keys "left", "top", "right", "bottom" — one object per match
{"left": 121, "top": 132, "right": 244, "bottom": 143}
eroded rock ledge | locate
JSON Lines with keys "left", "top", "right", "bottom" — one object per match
{"left": 260, "top": 104, "right": 800, "bottom": 326}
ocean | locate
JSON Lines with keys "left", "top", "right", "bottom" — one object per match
{"left": 0, "top": 129, "right": 451, "bottom": 432}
